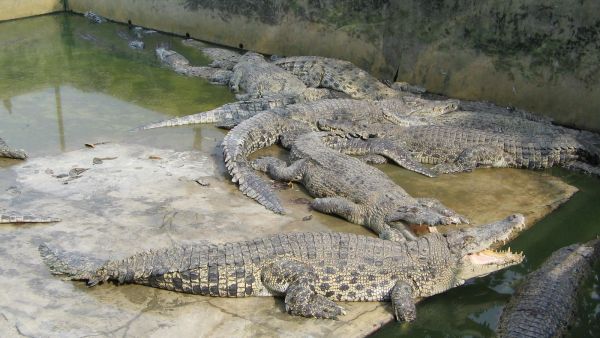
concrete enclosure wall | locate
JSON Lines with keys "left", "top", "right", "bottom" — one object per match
{"left": 0, "top": 0, "right": 63, "bottom": 21}
{"left": 10, "top": 0, "right": 600, "bottom": 131}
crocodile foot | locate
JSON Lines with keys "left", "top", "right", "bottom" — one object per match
{"left": 285, "top": 286, "right": 346, "bottom": 319}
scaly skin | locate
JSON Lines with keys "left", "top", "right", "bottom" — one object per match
{"left": 318, "top": 120, "right": 600, "bottom": 176}
{"left": 497, "top": 238, "right": 600, "bottom": 338}
{"left": 229, "top": 52, "right": 313, "bottom": 99}
{"left": 0, "top": 137, "right": 27, "bottom": 160}
{"left": 274, "top": 56, "right": 402, "bottom": 100}
{"left": 0, "top": 211, "right": 60, "bottom": 224}
{"left": 40, "top": 214, "right": 526, "bottom": 321}
{"left": 252, "top": 132, "right": 465, "bottom": 240}
{"left": 155, "top": 48, "right": 232, "bottom": 85}
{"left": 136, "top": 94, "right": 457, "bottom": 131}
{"left": 84, "top": 11, "right": 106, "bottom": 24}
{"left": 221, "top": 98, "right": 458, "bottom": 213}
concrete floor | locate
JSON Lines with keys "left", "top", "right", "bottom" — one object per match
{"left": 0, "top": 142, "right": 577, "bottom": 337}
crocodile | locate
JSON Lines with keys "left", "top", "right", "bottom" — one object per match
{"left": 39, "top": 214, "right": 525, "bottom": 321}
{"left": 252, "top": 131, "right": 467, "bottom": 241}
{"left": 83, "top": 11, "right": 106, "bottom": 24}
{"left": 228, "top": 52, "right": 337, "bottom": 102}
{"left": 220, "top": 98, "right": 459, "bottom": 213}
{"left": 273, "top": 56, "right": 402, "bottom": 100}
{"left": 497, "top": 238, "right": 600, "bottom": 338}
{"left": 136, "top": 91, "right": 457, "bottom": 131}
{"left": 155, "top": 48, "right": 232, "bottom": 85}
{"left": 317, "top": 119, "right": 600, "bottom": 176}
{"left": 1, "top": 211, "right": 61, "bottom": 224}
{"left": 136, "top": 91, "right": 459, "bottom": 130}
{"left": 0, "top": 137, "right": 27, "bottom": 160}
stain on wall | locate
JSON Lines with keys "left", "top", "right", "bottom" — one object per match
{"left": 0, "top": 0, "right": 63, "bottom": 21}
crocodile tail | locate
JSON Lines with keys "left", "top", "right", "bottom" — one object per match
{"left": 132, "top": 97, "right": 293, "bottom": 131}
{"left": 236, "top": 163, "right": 285, "bottom": 214}
{"left": 38, "top": 244, "right": 108, "bottom": 285}
{"left": 132, "top": 109, "right": 236, "bottom": 131}
{"left": 222, "top": 111, "right": 311, "bottom": 214}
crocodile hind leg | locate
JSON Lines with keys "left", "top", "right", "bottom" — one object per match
{"left": 356, "top": 154, "right": 388, "bottom": 164}
{"left": 431, "top": 145, "right": 508, "bottom": 174}
{"left": 391, "top": 280, "right": 416, "bottom": 322}
{"left": 261, "top": 260, "right": 346, "bottom": 319}
{"left": 323, "top": 135, "right": 436, "bottom": 177}
{"left": 251, "top": 157, "right": 307, "bottom": 182}
{"left": 311, "top": 197, "right": 414, "bottom": 241}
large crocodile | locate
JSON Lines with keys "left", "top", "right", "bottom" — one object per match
{"left": 251, "top": 131, "right": 467, "bottom": 241}
{"left": 0, "top": 137, "right": 27, "bottom": 160}
{"left": 220, "top": 98, "right": 458, "bottom": 213}
{"left": 497, "top": 238, "right": 600, "bottom": 338}
{"left": 136, "top": 95, "right": 458, "bottom": 131}
{"left": 273, "top": 56, "right": 402, "bottom": 100}
{"left": 39, "top": 214, "right": 525, "bottom": 321}
{"left": 1, "top": 211, "right": 61, "bottom": 224}
{"left": 318, "top": 118, "right": 600, "bottom": 176}
{"left": 155, "top": 48, "right": 232, "bottom": 85}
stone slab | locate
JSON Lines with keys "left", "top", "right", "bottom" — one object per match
{"left": 0, "top": 143, "right": 577, "bottom": 337}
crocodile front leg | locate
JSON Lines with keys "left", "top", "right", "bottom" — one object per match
{"left": 431, "top": 145, "right": 508, "bottom": 174}
{"left": 391, "top": 280, "right": 417, "bottom": 322}
{"left": 261, "top": 260, "right": 346, "bottom": 319}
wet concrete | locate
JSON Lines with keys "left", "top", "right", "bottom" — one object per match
{"left": 0, "top": 142, "right": 576, "bottom": 337}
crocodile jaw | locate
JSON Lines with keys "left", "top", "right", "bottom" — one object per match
{"left": 446, "top": 214, "right": 526, "bottom": 257}
{"left": 458, "top": 248, "right": 524, "bottom": 281}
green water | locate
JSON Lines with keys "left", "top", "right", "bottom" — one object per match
{"left": 1, "top": 13, "right": 599, "bottom": 338}
{"left": 374, "top": 169, "right": 600, "bottom": 337}
{"left": 0, "top": 13, "right": 234, "bottom": 160}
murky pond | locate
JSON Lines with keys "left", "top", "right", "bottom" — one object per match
{"left": 0, "top": 13, "right": 598, "bottom": 337}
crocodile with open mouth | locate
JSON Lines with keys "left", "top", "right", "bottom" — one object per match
{"left": 39, "top": 214, "right": 525, "bottom": 322}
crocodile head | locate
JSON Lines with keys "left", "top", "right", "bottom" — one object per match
{"left": 445, "top": 214, "right": 526, "bottom": 282}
